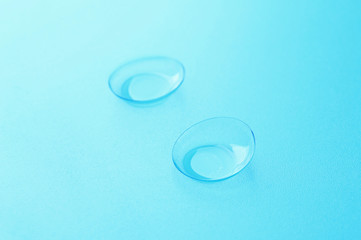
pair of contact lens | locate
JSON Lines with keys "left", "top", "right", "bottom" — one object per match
{"left": 108, "top": 57, "right": 255, "bottom": 181}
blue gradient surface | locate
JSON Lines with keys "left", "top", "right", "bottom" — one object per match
{"left": 1, "top": 0, "right": 360, "bottom": 239}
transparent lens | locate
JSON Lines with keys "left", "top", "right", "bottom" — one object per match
{"left": 108, "top": 56, "right": 184, "bottom": 103}
{"left": 172, "top": 117, "right": 255, "bottom": 181}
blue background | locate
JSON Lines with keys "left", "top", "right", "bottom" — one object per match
{"left": 1, "top": 0, "right": 360, "bottom": 239}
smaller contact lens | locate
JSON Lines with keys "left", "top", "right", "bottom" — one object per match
{"left": 108, "top": 56, "right": 185, "bottom": 103}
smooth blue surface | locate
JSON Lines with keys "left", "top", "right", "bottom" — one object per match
{"left": 1, "top": 0, "right": 360, "bottom": 239}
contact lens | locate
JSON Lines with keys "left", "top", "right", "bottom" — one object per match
{"left": 172, "top": 117, "right": 255, "bottom": 181}
{"left": 108, "top": 56, "right": 184, "bottom": 103}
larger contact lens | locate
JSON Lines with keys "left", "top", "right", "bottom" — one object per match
{"left": 172, "top": 117, "right": 255, "bottom": 181}
{"left": 108, "top": 56, "right": 184, "bottom": 103}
